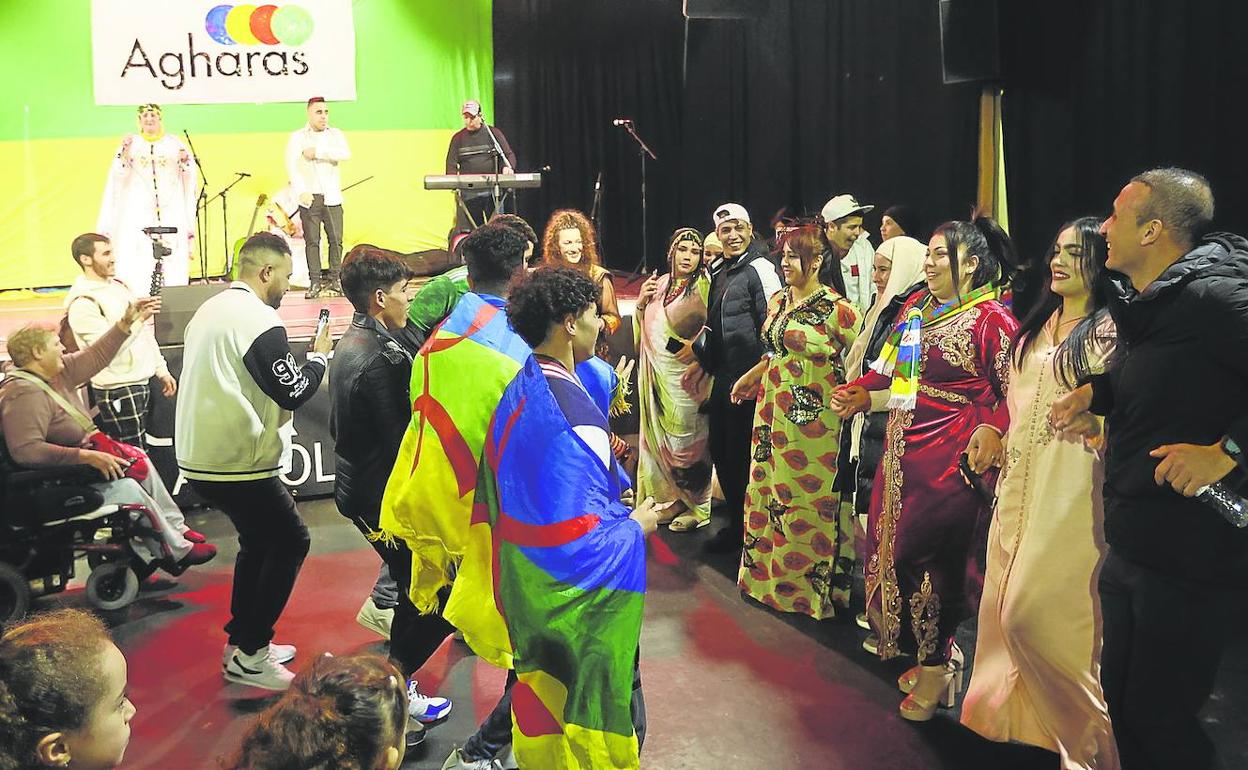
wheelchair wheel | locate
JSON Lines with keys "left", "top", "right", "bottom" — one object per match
{"left": 0, "top": 562, "right": 31, "bottom": 624}
{"left": 85, "top": 562, "right": 139, "bottom": 611}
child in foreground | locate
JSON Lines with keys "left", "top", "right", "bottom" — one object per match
{"left": 222, "top": 652, "right": 409, "bottom": 770}
{"left": 0, "top": 609, "right": 135, "bottom": 770}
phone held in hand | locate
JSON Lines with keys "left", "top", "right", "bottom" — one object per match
{"left": 665, "top": 336, "right": 685, "bottom": 355}
{"left": 314, "top": 307, "right": 331, "bottom": 341}
{"left": 958, "top": 452, "right": 996, "bottom": 505}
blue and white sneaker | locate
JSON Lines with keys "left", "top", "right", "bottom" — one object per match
{"left": 407, "top": 678, "right": 453, "bottom": 723}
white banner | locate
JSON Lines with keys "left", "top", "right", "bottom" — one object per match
{"left": 91, "top": 0, "right": 356, "bottom": 105}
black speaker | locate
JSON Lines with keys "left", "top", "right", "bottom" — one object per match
{"left": 938, "top": 0, "right": 1000, "bottom": 84}
{"left": 154, "top": 284, "right": 227, "bottom": 345}
{"left": 683, "top": 0, "right": 766, "bottom": 20}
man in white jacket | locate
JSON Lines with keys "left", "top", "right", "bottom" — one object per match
{"left": 821, "top": 194, "right": 876, "bottom": 312}
{"left": 65, "top": 232, "right": 176, "bottom": 448}
{"left": 176, "top": 232, "right": 333, "bottom": 691}
{"left": 286, "top": 96, "right": 351, "bottom": 299}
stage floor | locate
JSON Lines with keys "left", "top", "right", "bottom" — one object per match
{"left": 0, "top": 271, "right": 644, "bottom": 350}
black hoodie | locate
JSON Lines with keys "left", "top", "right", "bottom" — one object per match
{"left": 1089, "top": 232, "right": 1248, "bottom": 584}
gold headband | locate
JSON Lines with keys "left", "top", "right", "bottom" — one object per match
{"left": 136, "top": 104, "right": 162, "bottom": 116}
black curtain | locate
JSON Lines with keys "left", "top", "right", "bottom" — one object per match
{"left": 496, "top": 0, "right": 982, "bottom": 273}
{"left": 680, "top": 0, "right": 980, "bottom": 248}
{"left": 493, "top": 0, "right": 685, "bottom": 272}
{"left": 1000, "top": 0, "right": 1248, "bottom": 264}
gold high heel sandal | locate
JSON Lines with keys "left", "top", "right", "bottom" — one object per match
{"left": 899, "top": 661, "right": 964, "bottom": 722}
{"left": 898, "top": 642, "right": 964, "bottom": 694}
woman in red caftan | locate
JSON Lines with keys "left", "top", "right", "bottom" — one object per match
{"left": 833, "top": 215, "right": 1018, "bottom": 722}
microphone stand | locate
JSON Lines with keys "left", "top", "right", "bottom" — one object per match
{"left": 183, "top": 130, "right": 210, "bottom": 283}
{"left": 619, "top": 121, "right": 657, "bottom": 273}
{"left": 207, "top": 172, "right": 249, "bottom": 280}
{"left": 482, "top": 123, "right": 509, "bottom": 214}
{"left": 589, "top": 171, "right": 604, "bottom": 232}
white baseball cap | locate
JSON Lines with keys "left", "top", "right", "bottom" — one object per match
{"left": 462, "top": 100, "right": 482, "bottom": 117}
{"left": 821, "top": 194, "right": 874, "bottom": 222}
{"left": 712, "top": 203, "right": 751, "bottom": 228}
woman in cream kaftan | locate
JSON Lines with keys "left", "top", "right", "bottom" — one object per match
{"left": 962, "top": 217, "right": 1119, "bottom": 769}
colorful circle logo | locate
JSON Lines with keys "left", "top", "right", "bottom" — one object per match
{"left": 205, "top": 4, "right": 314, "bottom": 46}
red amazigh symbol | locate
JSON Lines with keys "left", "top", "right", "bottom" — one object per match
{"left": 408, "top": 302, "right": 503, "bottom": 497}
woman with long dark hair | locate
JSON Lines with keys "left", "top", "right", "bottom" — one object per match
{"left": 832, "top": 214, "right": 1018, "bottom": 721}
{"left": 961, "top": 217, "right": 1120, "bottom": 769}
{"left": 634, "top": 228, "right": 713, "bottom": 531}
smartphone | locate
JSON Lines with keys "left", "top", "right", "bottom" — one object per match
{"left": 665, "top": 336, "right": 685, "bottom": 354}
{"left": 958, "top": 453, "right": 996, "bottom": 505}
{"left": 314, "top": 307, "right": 331, "bottom": 340}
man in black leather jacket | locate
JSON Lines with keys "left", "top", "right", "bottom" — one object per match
{"left": 330, "top": 251, "right": 454, "bottom": 733}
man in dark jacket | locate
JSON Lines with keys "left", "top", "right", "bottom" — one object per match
{"left": 702, "top": 203, "right": 782, "bottom": 553}
{"left": 1053, "top": 167, "right": 1248, "bottom": 770}
{"left": 330, "top": 251, "right": 453, "bottom": 735}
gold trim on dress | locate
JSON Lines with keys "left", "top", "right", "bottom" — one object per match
{"left": 918, "top": 383, "right": 970, "bottom": 405}
{"left": 867, "top": 406, "right": 914, "bottom": 660}
{"left": 910, "top": 570, "right": 942, "bottom": 662}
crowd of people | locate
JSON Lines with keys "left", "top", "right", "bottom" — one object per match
{"left": 1, "top": 165, "right": 1245, "bottom": 770}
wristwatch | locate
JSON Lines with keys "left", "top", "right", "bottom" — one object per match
{"left": 1220, "top": 436, "right": 1244, "bottom": 465}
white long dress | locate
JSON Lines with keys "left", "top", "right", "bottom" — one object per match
{"left": 97, "top": 133, "right": 199, "bottom": 291}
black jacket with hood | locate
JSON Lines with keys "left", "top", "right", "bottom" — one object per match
{"left": 1089, "top": 232, "right": 1248, "bottom": 584}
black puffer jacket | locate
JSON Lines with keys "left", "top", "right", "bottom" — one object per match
{"left": 329, "top": 313, "right": 415, "bottom": 525}
{"left": 1089, "top": 233, "right": 1248, "bottom": 584}
{"left": 704, "top": 238, "right": 782, "bottom": 386}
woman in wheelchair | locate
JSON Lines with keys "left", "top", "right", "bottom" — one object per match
{"left": 0, "top": 299, "right": 215, "bottom": 575}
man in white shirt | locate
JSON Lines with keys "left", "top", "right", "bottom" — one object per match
{"left": 286, "top": 96, "right": 351, "bottom": 299}
{"left": 65, "top": 233, "right": 176, "bottom": 448}
{"left": 821, "top": 194, "right": 876, "bottom": 312}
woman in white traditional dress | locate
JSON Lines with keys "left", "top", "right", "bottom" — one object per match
{"left": 97, "top": 104, "right": 199, "bottom": 291}
{"left": 961, "top": 216, "right": 1120, "bottom": 770}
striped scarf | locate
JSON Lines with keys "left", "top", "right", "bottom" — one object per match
{"left": 870, "top": 283, "right": 999, "bottom": 409}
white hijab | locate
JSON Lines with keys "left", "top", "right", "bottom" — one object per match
{"left": 843, "top": 236, "right": 928, "bottom": 380}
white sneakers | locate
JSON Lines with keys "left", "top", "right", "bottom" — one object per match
{"left": 221, "top": 642, "right": 297, "bottom": 671}
{"left": 223, "top": 646, "right": 298, "bottom": 691}
{"left": 441, "top": 747, "right": 503, "bottom": 770}
{"left": 408, "top": 677, "right": 453, "bottom": 722}
{"left": 356, "top": 597, "right": 395, "bottom": 640}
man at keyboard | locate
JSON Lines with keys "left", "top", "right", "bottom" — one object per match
{"left": 444, "top": 99, "right": 518, "bottom": 231}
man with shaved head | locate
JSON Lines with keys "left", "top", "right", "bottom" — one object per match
{"left": 175, "top": 232, "right": 334, "bottom": 691}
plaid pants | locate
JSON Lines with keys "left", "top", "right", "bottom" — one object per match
{"left": 93, "top": 382, "right": 152, "bottom": 448}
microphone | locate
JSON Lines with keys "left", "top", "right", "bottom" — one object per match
{"left": 540, "top": 165, "right": 553, "bottom": 172}
{"left": 594, "top": 172, "right": 602, "bottom": 191}
{"left": 236, "top": 171, "right": 251, "bottom": 177}
{"left": 612, "top": 118, "right": 633, "bottom": 126}
{"left": 143, "top": 226, "right": 178, "bottom": 235}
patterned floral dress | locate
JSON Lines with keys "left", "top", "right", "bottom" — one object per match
{"left": 738, "top": 287, "right": 862, "bottom": 619}
{"left": 855, "top": 289, "right": 1017, "bottom": 665}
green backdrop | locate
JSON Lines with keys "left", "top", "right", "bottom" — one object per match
{"left": 0, "top": 0, "right": 493, "bottom": 290}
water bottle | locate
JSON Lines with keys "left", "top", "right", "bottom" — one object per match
{"left": 1195, "top": 483, "right": 1248, "bottom": 528}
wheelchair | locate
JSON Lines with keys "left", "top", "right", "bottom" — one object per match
{"left": 0, "top": 448, "right": 172, "bottom": 623}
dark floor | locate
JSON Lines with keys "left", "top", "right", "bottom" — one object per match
{"left": 38, "top": 498, "right": 1248, "bottom": 769}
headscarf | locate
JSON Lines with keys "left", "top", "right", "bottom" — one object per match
{"left": 843, "top": 236, "right": 926, "bottom": 380}
{"left": 663, "top": 227, "right": 705, "bottom": 302}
